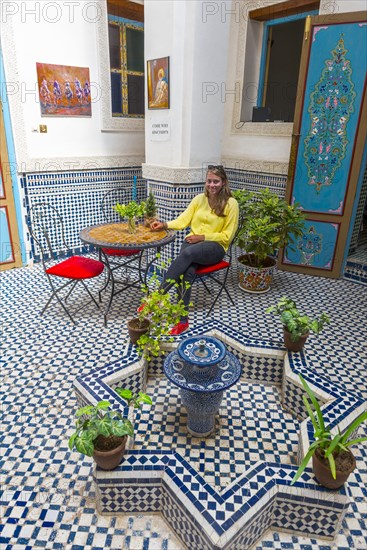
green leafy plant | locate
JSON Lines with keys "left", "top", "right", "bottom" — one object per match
{"left": 134, "top": 257, "right": 191, "bottom": 359}
{"left": 145, "top": 192, "right": 157, "bottom": 219}
{"left": 233, "top": 188, "right": 305, "bottom": 268}
{"left": 266, "top": 296, "right": 330, "bottom": 342}
{"left": 68, "top": 389, "right": 152, "bottom": 457}
{"left": 113, "top": 200, "right": 146, "bottom": 220}
{"left": 291, "top": 374, "right": 367, "bottom": 483}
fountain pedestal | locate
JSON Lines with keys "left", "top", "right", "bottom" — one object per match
{"left": 163, "top": 336, "right": 241, "bottom": 437}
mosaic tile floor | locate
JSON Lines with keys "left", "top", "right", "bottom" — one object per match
{"left": 1, "top": 260, "right": 366, "bottom": 549}
{"left": 134, "top": 379, "right": 300, "bottom": 490}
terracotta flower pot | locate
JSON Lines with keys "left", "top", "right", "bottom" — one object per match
{"left": 127, "top": 317, "right": 150, "bottom": 344}
{"left": 238, "top": 254, "right": 276, "bottom": 293}
{"left": 93, "top": 436, "right": 127, "bottom": 470}
{"left": 283, "top": 327, "right": 309, "bottom": 352}
{"left": 312, "top": 448, "right": 356, "bottom": 489}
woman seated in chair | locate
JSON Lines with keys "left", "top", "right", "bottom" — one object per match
{"left": 150, "top": 165, "right": 239, "bottom": 335}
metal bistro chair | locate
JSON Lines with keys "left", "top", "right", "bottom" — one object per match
{"left": 28, "top": 203, "right": 105, "bottom": 324}
{"left": 98, "top": 187, "right": 143, "bottom": 310}
{"left": 191, "top": 219, "right": 242, "bottom": 316}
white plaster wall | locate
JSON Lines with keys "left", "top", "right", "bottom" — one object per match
{"left": 189, "top": 1, "right": 231, "bottom": 166}
{"left": 144, "top": 0, "right": 176, "bottom": 167}
{"left": 1, "top": 0, "right": 144, "bottom": 172}
{"left": 144, "top": 0, "right": 231, "bottom": 169}
{"left": 221, "top": 0, "right": 291, "bottom": 171}
{"left": 320, "top": 0, "right": 367, "bottom": 14}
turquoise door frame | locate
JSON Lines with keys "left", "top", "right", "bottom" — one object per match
{"left": 280, "top": 12, "right": 367, "bottom": 278}
{"left": 0, "top": 50, "right": 26, "bottom": 265}
{"left": 257, "top": 10, "right": 318, "bottom": 108}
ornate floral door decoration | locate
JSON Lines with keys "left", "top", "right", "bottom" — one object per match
{"left": 303, "top": 35, "right": 356, "bottom": 194}
{"left": 283, "top": 220, "right": 339, "bottom": 269}
{"left": 297, "top": 226, "right": 322, "bottom": 265}
{"left": 281, "top": 16, "right": 366, "bottom": 278}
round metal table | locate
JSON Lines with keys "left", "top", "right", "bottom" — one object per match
{"left": 80, "top": 222, "right": 176, "bottom": 325}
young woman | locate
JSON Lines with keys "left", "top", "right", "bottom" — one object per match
{"left": 150, "top": 165, "right": 239, "bottom": 335}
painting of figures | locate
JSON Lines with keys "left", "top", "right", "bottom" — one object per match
{"left": 36, "top": 62, "right": 92, "bottom": 117}
{"left": 147, "top": 57, "right": 170, "bottom": 109}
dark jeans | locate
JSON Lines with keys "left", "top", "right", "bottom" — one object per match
{"left": 162, "top": 240, "right": 225, "bottom": 321}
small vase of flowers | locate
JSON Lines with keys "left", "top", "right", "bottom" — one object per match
{"left": 113, "top": 200, "right": 146, "bottom": 234}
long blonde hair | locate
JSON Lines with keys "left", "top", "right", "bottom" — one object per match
{"left": 204, "top": 165, "right": 232, "bottom": 217}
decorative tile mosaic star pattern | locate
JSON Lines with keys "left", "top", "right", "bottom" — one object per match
{"left": 1, "top": 259, "right": 367, "bottom": 549}
{"left": 133, "top": 377, "right": 300, "bottom": 489}
{"left": 86, "top": 318, "right": 364, "bottom": 548}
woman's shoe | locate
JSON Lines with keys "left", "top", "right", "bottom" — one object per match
{"left": 169, "top": 321, "right": 189, "bottom": 336}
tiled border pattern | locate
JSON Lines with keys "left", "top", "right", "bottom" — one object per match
{"left": 348, "top": 162, "right": 367, "bottom": 253}
{"left": 22, "top": 167, "right": 146, "bottom": 261}
{"left": 74, "top": 321, "right": 365, "bottom": 549}
{"left": 95, "top": 454, "right": 349, "bottom": 550}
{"left": 226, "top": 168, "right": 287, "bottom": 197}
{"left": 343, "top": 258, "right": 367, "bottom": 285}
{"left": 21, "top": 165, "right": 366, "bottom": 287}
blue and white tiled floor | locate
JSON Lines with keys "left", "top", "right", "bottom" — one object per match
{"left": 1, "top": 259, "right": 366, "bottom": 549}
{"left": 134, "top": 378, "right": 300, "bottom": 490}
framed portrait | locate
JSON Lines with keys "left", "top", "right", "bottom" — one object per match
{"left": 36, "top": 62, "right": 92, "bottom": 117}
{"left": 147, "top": 57, "right": 170, "bottom": 109}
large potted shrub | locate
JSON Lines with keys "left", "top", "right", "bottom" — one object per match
{"left": 291, "top": 375, "right": 367, "bottom": 489}
{"left": 233, "top": 188, "right": 305, "bottom": 293}
{"left": 68, "top": 389, "right": 152, "bottom": 470}
{"left": 266, "top": 296, "right": 330, "bottom": 351}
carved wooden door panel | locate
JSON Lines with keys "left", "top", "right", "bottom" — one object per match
{"left": 280, "top": 12, "right": 367, "bottom": 278}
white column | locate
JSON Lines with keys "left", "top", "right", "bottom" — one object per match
{"left": 143, "top": 0, "right": 232, "bottom": 182}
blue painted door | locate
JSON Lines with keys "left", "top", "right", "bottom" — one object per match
{"left": 280, "top": 12, "right": 367, "bottom": 277}
{"left": 0, "top": 101, "right": 22, "bottom": 270}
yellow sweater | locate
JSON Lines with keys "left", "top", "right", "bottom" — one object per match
{"left": 167, "top": 194, "right": 239, "bottom": 251}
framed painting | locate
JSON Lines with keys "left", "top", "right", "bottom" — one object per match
{"left": 147, "top": 57, "right": 170, "bottom": 109}
{"left": 36, "top": 62, "right": 92, "bottom": 117}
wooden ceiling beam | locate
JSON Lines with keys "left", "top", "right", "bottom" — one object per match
{"left": 249, "top": 0, "right": 320, "bottom": 21}
{"left": 107, "top": 0, "right": 144, "bottom": 22}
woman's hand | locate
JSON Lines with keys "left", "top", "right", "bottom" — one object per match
{"left": 150, "top": 220, "right": 166, "bottom": 231}
{"left": 185, "top": 235, "right": 205, "bottom": 244}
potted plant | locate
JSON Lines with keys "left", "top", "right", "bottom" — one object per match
{"left": 113, "top": 200, "right": 146, "bottom": 234}
{"left": 144, "top": 191, "right": 158, "bottom": 227}
{"left": 233, "top": 188, "right": 305, "bottom": 293}
{"left": 127, "top": 314, "right": 151, "bottom": 345}
{"left": 266, "top": 296, "right": 330, "bottom": 351}
{"left": 127, "top": 261, "right": 191, "bottom": 359}
{"left": 291, "top": 374, "right": 367, "bottom": 489}
{"left": 68, "top": 388, "right": 152, "bottom": 470}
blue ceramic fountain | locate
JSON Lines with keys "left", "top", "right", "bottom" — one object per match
{"left": 163, "top": 336, "right": 242, "bottom": 437}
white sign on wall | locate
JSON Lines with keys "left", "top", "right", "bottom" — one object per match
{"left": 150, "top": 121, "right": 171, "bottom": 141}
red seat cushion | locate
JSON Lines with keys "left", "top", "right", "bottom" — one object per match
{"left": 101, "top": 248, "right": 140, "bottom": 257}
{"left": 195, "top": 260, "right": 230, "bottom": 275}
{"left": 46, "top": 256, "right": 104, "bottom": 279}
